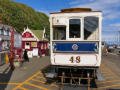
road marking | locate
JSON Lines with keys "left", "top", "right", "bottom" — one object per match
{"left": 103, "top": 74, "right": 118, "bottom": 79}
{"left": 98, "top": 83, "right": 120, "bottom": 89}
{"left": 97, "top": 64, "right": 120, "bottom": 89}
{"left": 97, "top": 79, "right": 120, "bottom": 84}
{"left": 31, "top": 78, "right": 58, "bottom": 88}
{"left": 0, "top": 83, "right": 20, "bottom": 85}
{"left": 25, "top": 82, "right": 49, "bottom": 90}
{"left": 105, "top": 76, "right": 116, "bottom": 79}
{"left": 35, "top": 76, "right": 55, "bottom": 82}
{"left": 13, "top": 71, "right": 42, "bottom": 90}
{"left": 103, "top": 74, "right": 114, "bottom": 77}
{"left": 106, "top": 70, "right": 119, "bottom": 78}
{"left": 37, "top": 72, "right": 44, "bottom": 75}
{"left": 31, "top": 78, "right": 46, "bottom": 84}
{"left": 102, "top": 64, "right": 119, "bottom": 78}
{"left": 13, "top": 70, "right": 58, "bottom": 90}
{"left": 17, "top": 87, "right": 28, "bottom": 90}
{"left": 35, "top": 76, "right": 46, "bottom": 80}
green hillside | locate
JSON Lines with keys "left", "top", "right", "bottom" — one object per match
{"left": 0, "top": 0, "right": 50, "bottom": 39}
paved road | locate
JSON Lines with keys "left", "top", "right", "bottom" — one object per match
{"left": 0, "top": 56, "right": 58, "bottom": 90}
{"left": 0, "top": 54, "right": 120, "bottom": 90}
{"left": 96, "top": 54, "right": 120, "bottom": 90}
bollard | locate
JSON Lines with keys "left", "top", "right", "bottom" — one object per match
{"left": 5, "top": 53, "right": 9, "bottom": 64}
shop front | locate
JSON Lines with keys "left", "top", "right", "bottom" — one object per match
{"left": 22, "top": 27, "right": 48, "bottom": 58}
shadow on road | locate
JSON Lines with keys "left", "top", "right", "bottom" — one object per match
{"left": 41, "top": 65, "right": 56, "bottom": 84}
{"left": 0, "top": 65, "right": 14, "bottom": 90}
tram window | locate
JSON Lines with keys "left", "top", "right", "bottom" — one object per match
{"left": 69, "top": 19, "right": 81, "bottom": 38}
{"left": 53, "top": 26, "right": 66, "bottom": 40}
{"left": 84, "top": 16, "right": 99, "bottom": 40}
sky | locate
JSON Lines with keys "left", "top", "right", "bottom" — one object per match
{"left": 13, "top": 0, "right": 120, "bottom": 44}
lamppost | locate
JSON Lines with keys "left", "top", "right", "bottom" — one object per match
{"left": 119, "top": 31, "right": 120, "bottom": 45}
{"left": 10, "top": 26, "right": 14, "bottom": 70}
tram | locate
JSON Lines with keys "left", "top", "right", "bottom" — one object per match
{"left": 49, "top": 8, "right": 102, "bottom": 85}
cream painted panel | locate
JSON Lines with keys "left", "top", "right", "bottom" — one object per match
{"left": 53, "top": 54, "right": 99, "bottom": 66}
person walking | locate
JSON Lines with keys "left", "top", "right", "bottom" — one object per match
{"left": 103, "top": 44, "right": 109, "bottom": 56}
{"left": 23, "top": 50, "right": 29, "bottom": 62}
{"left": 39, "top": 50, "right": 42, "bottom": 58}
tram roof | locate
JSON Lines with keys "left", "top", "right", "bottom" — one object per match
{"left": 50, "top": 8, "right": 102, "bottom": 14}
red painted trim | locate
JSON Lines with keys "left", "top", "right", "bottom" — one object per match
{"left": 10, "top": 26, "right": 14, "bottom": 69}
{"left": 22, "top": 32, "right": 33, "bottom": 38}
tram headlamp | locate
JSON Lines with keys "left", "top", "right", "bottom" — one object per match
{"left": 94, "top": 42, "right": 99, "bottom": 52}
{"left": 52, "top": 42, "right": 56, "bottom": 52}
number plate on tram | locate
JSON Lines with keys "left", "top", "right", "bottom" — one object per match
{"left": 69, "top": 56, "right": 80, "bottom": 63}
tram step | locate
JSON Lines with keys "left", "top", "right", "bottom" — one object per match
{"left": 46, "top": 69, "right": 55, "bottom": 78}
{"left": 97, "top": 69, "right": 106, "bottom": 81}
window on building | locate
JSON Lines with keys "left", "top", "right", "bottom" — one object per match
{"left": 0, "top": 30, "right": 1, "bottom": 35}
{"left": 9, "top": 32, "right": 11, "bottom": 36}
{"left": 4, "top": 30, "right": 7, "bottom": 35}
{"left": 7, "top": 31, "right": 9, "bottom": 36}
{"left": 25, "top": 42, "right": 30, "bottom": 49}
{"left": 69, "top": 19, "right": 81, "bottom": 38}
{"left": 26, "top": 42, "right": 30, "bottom": 45}
{"left": 84, "top": 16, "right": 99, "bottom": 40}
{"left": 53, "top": 26, "right": 66, "bottom": 40}
{"left": 31, "top": 42, "right": 37, "bottom": 47}
{"left": 41, "top": 43, "right": 43, "bottom": 49}
{"left": 44, "top": 43, "right": 46, "bottom": 50}
{"left": 1, "top": 30, "right": 4, "bottom": 35}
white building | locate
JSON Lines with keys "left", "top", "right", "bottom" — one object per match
{"left": 0, "top": 23, "right": 11, "bottom": 51}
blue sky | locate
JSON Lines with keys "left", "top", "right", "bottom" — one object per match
{"left": 13, "top": 0, "right": 120, "bottom": 44}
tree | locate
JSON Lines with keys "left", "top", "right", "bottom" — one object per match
{"left": 0, "top": 0, "right": 50, "bottom": 39}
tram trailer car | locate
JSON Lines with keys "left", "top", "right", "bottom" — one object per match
{"left": 50, "top": 8, "right": 102, "bottom": 79}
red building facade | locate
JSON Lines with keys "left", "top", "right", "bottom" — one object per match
{"left": 22, "top": 27, "right": 48, "bottom": 58}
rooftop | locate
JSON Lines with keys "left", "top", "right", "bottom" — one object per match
{"left": 50, "top": 8, "right": 102, "bottom": 14}
{"left": 30, "top": 30, "right": 44, "bottom": 41}
{"left": 0, "top": 23, "right": 11, "bottom": 31}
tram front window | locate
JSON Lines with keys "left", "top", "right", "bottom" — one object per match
{"left": 69, "top": 19, "right": 81, "bottom": 38}
{"left": 84, "top": 16, "right": 99, "bottom": 40}
{"left": 53, "top": 26, "right": 66, "bottom": 40}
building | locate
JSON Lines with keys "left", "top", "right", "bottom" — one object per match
{"left": 0, "top": 21, "right": 23, "bottom": 66}
{"left": 0, "top": 22, "right": 11, "bottom": 51}
{"left": 0, "top": 21, "right": 12, "bottom": 65}
{"left": 22, "top": 27, "right": 48, "bottom": 58}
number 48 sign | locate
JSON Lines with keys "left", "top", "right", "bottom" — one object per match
{"left": 69, "top": 56, "right": 80, "bottom": 63}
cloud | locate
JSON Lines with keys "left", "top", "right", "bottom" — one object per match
{"left": 103, "top": 23, "right": 120, "bottom": 31}
{"left": 38, "top": 9, "right": 50, "bottom": 16}
{"left": 109, "top": 23, "right": 120, "bottom": 27}
{"left": 70, "top": 0, "right": 120, "bottom": 44}
{"left": 102, "top": 23, "right": 120, "bottom": 43}
{"left": 70, "top": 0, "right": 120, "bottom": 22}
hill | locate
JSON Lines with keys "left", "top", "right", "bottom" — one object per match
{"left": 0, "top": 0, "right": 50, "bottom": 39}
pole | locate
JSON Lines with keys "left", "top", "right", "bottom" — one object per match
{"left": 20, "top": 33, "right": 23, "bottom": 60}
{"left": 10, "top": 26, "right": 14, "bottom": 70}
{"left": 117, "top": 31, "right": 120, "bottom": 45}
